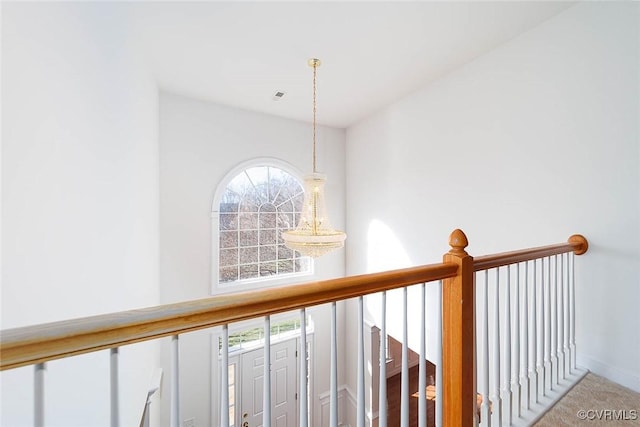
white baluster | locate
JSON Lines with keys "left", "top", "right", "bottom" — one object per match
{"left": 221, "top": 326, "right": 229, "bottom": 427}
{"left": 563, "top": 253, "right": 570, "bottom": 379}
{"left": 111, "top": 348, "right": 120, "bottom": 427}
{"left": 513, "top": 264, "right": 521, "bottom": 419}
{"left": 537, "top": 259, "right": 544, "bottom": 400}
{"left": 521, "top": 262, "right": 530, "bottom": 412}
{"left": 530, "top": 260, "right": 538, "bottom": 405}
{"left": 570, "top": 253, "right": 577, "bottom": 372}
{"left": 481, "top": 271, "right": 491, "bottom": 426}
{"left": 34, "top": 363, "right": 46, "bottom": 427}
{"left": 331, "top": 302, "right": 339, "bottom": 427}
{"left": 551, "top": 256, "right": 558, "bottom": 389}
{"left": 379, "top": 293, "right": 388, "bottom": 427}
{"left": 171, "top": 335, "right": 180, "bottom": 427}
{"left": 419, "top": 284, "right": 427, "bottom": 427}
{"left": 357, "top": 297, "right": 365, "bottom": 427}
{"left": 504, "top": 266, "right": 512, "bottom": 426}
{"left": 492, "top": 269, "right": 502, "bottom": 426}
{"left": 264, "top": 316, "right": 271, "bottom": 427}
{"left": 436, "top": 281, "right": 443, "bottom": 427}
{"left": 401, "top": 287, "right": 409, "bottom": 427}
{"left": 544, "top": 257, "right": 552, "bottom": 395}
{"left": 300, "top": 308, "right": 309, "bottom": 427}
{"left": 557, "top": 255, "right": 565, "bottom": 381}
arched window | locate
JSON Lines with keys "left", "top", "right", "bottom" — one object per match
{"left": 214, "top": 163, "right": 312, "bottom": 289}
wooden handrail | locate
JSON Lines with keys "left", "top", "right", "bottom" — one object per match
{"left": 442, "top": 231, "right": 587, "bottom": 425}
{"left": 473, "top": 234, "right": 588, "bottom": 272}
{"left": 0, "top": 229, "right": 589, "bottom": 427}
{"left": 0, "top": 263, "right": 458, "bottom": 371}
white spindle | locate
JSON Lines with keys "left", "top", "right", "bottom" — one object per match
{"left": 544, "top": 257, "right": 552, "bottom": 395}
{"left": 331, "top": 302, "right": 339, "bottom": 427}
{"left": 110, "top": 347, "right": 120, "bottom": 427}
{"left": 564, "top": 253, "right": 570, "bottom": 378}
{"left": 171, "top": 335, "right": 180, "bottom": 427}
{"left": 401, "top": 287, "right": 409, "bottom": 427}
{"left": 536, "top": 259, "right": 544, "bottom": 400}
{"left": 379, "top": 293, "right": 388, "bottom": 427}
{"left": 221, "top": 326, "right": 229, "bottom": 427}
{"left": 570, "top": 253, "right": 577, "bottom": 372}
{"left": 530, "top": 260, "right": 538, "bottom": 405}
{"left": 300, "top": 308, "right": 309, "bottom": 427}
{"left": 436, "top": 281, "right": 443, "bottom": 427}
{"left": 492, "top": 269, "right": 502, "bottom": 426}
{"left": 504, "top": 266, "right": 512, "bottom": 426}
{"left": 481, "top": 271, "right": 491, "bottom": 426}
{"left": 264, "top": 316, "right": 272, "bottom": 427}
{"left": 513, "top": 264, "right": 521, "bottom": 419}
{"left": 418, "top": 284, "right": 427, "bottom": 427}
{"left": 551, "top": 256, "right": 558, "bottom": 389}
{"left": 356, "top": 297, "right": 365, "bottom": 427}
{"left": 521, "top": 262, "right": 530, "bottom": 412}
{"left": 557, "top": 255, "right": 565, "bottom": 381}
{"left": 34, "top": 363, "right": 46, "bottom": 427}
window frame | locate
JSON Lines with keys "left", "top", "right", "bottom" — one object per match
{"left": 211, "top": 158, "right": 315, "bottom": 294}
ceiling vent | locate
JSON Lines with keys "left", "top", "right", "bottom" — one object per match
{"left": 272, "top": 91, "right": 285, "bottom": 101}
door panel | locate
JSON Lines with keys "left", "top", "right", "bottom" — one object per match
{"left": 275, "top": 414, "right": 288, "bottom": 427}
{"left": 241, "top": 338, "right": 297, "bottom": 427}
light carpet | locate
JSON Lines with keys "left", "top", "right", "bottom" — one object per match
{"left": 535, "top": 373, "right": 640, "bottom": 426}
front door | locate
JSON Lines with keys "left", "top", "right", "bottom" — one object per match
{"left": 240, "top": 338, "right": 297, "bottom": 427}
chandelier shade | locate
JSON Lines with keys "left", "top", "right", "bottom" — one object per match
{"left": 282, "top": 173, "right": 346, "bottom": 258}
{"left": 282, "top": 59, "right": 346, "bottom": 258}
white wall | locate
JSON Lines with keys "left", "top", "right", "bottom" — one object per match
{"left": 346, "top": 0, "right": 640, "bottom": 403}
{"left": 2, "top": 2, "right": 637, "bottom": 426}
{"left": 1, "top": 3, "right": 160, "bottom": 426}
{"left": 158, "top": 92, "right": 346, "bottom": 426}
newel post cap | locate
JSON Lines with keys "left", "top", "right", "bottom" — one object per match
{"left": 568, "top": 234, "right": 588, "bottom": 255}
{"left": 448, "top": 229, "right": 469, "bottom": 256}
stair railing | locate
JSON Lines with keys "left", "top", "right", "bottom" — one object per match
{"left": 0, "top": 229, "right": 588, "bottom": 427}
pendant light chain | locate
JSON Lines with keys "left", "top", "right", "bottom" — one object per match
{"left": 281, "top": 58, "right": 346, "bottom": 258}
{"left": 312, "top": 61, "right": 318, "bottom": 173}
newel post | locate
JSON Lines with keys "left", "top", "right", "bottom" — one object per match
{"left": 442, "top": 229, "right": 476, "bottom": 426}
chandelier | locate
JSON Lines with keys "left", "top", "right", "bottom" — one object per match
{"left": 282, "top": 59, "right": 346, "bottom": 258}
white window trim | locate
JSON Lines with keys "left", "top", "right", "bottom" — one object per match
{"left": 211, "top": 157, "right": 316, "bottom": 295}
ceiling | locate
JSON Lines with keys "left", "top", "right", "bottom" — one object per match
{"left": 128, "top": 1, "right": 575, "bottom": 128}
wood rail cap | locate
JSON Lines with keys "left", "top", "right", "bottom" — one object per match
{"left": 448, "top": 229, "right": 469, "bottom": 255}
{"left": 568, "top": 234, "right": 588, "bottom": 255}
